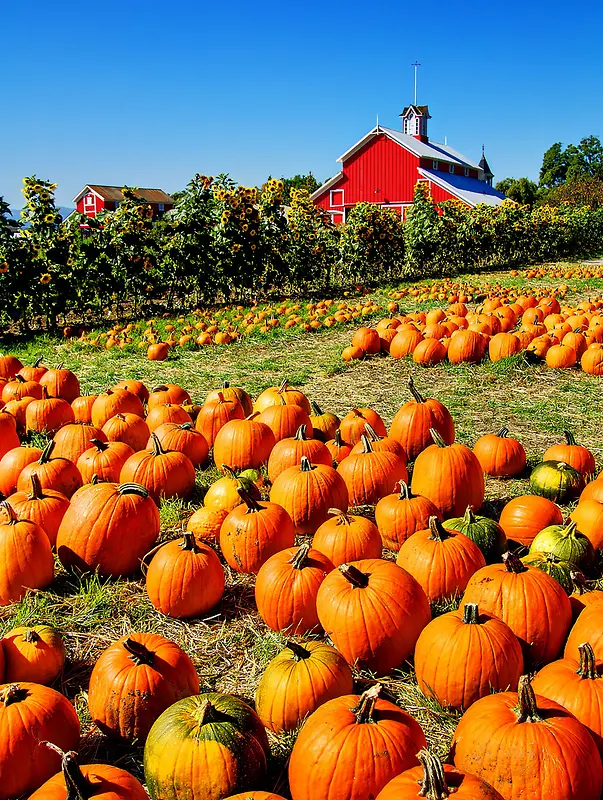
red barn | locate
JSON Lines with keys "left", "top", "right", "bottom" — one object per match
{"left": 72, "top": 185, "right": 174, "bottom": 219}
{"left": 313, "top": 105, "right": 505, "bottom": 223}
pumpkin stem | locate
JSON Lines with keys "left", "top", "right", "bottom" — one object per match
{"left": 39, "top": 439, "right": 55, "bottom": 464}
{"left": 577, "top": 643, "right": 599, "bottom": 680}
{"left": 408, "top": 376, "right": 426, "bottom": 404}
{"left": 463, "top": 505, "right": 476, "bottom": 525}
{"left": 514, "top": 675, "right": 543, "bottom": 723}
{"left": 564, "top": 431, "right": 577, "bottom": 446}
{"left": 571, "top": 570, "right": 587, "bottom": 595}
{"left": 191, "top": 697, "right": 217, "bottom": 727}
{"left": 56, "top": 362, "right": 64, "bottom": 369}
{"left": 363, "top": 423, "right": 381, "bottom": 442}
{"left": 340, "top": 562, "right": 369, "bottom": 588}
{"left": 351, "top": 684, "right": 382, "bottom": 724}
{"left": 222, "top": 380, "right": 230, "bottom": 388}
{"left": 416, "top": 749, "right": 451, "bottom": 800}
{"left": 122, "top": 637, "right": 155, "bottom": 666}
{"left": 237, "top": 486, "right": 262, "bottom": 512}
{"left": 563, "top": 520, "right": 578, "bottom": 537}
{"left": 351, "top": 408, "right": 362, "bottom": 417}
{"left": 495, "top": 426, "right": 509, "bottom": 438}
{"left": 221, "top": 465, "right": 239, "bottom": 480}
{"left": 311, "top": 401, "right": 324, "bottom": 416}
{"left": 502, "top": 551, "right": 528, "bottom": 574}
{"left": 180, "top": 532, "right": 200, "bottom": 553}
{"left": 1, "top": 684, "right": 27, "bottom": 706}
{"left": 462, "top": 603, "right": 480, "bottom": 625}
{"left": 333, "top": 429, "right": 344, "bottom": 446}
{"left": 360, "top": 434, "right": 374, "bottom": 454}
{"left": 149, "top": 433, "right": 166, "bottom": 456}
{"left": 0, "top": 500, "right": 18, "bottom": 524}
{"left": 90, "top": 474, "right": 99, "bottom": 485}
{"left": 15, "top": 374, "right": 26, "bottom": 384}
{"left": 42, "top": 743, "right": 99, "bottom": 800}
{"left": 429, "top": 428, "right": 448, "bottom": 448}
{"left": 294, "top": 424, "right": 309, "bottom": 441}
{"left": 217, "top": 391, "right": 226, "bottom": 403}
{"left": 24, "top": 629, "right": 41, "bottom": 643}
{"left": 118, "top": 483, "right": 150, "bottom": 498}
{"left": 289, "top": 541, "right": 311, "bottom": 569}
{"left": 428, "top": 516, "right": 449, "bottom": 542}
{"left": 179, "top": 422, "right": 193, "bottom": 431}
{"left": 300, "top": 456, "right": 315, "bottom": 472}
{"left": 152, "top": 385, "right": 169, "bottom": 392}
{"left": 286, "top": 641, "right": 311, "bottom": 661}
{"left": 34, "top": 355, "right": 44, "bottom": 367}
{"left": 397, "top": 480, "right": 412, "bottom": 500}
{"left": 28, "top": 473, "right": 44, "bottom": 500}
{"left": 90, "top": 438, "right": 108, "bottom": 451}
{"left": 278, "top": 379, "right": 289, "bottom": 392}
{"left": 328, "top": 507, "right": 352, "bottom": 524}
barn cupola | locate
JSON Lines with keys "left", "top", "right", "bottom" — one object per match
{"left": 479, "top": 145, "right": 494, "bottom": 186}
{"left": 400, "top": 105, "right": 431, "bottom": 142}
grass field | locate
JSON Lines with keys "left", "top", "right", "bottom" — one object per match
{"left": 3, "top": 264, "right": 603, "bottom": 796}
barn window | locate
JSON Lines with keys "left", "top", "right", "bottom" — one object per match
{"left": 449, "top": 164, "right": 455, "bottom": 174}
{"left": 84, "top": 194, "right": 94, "bottom": 206}
{"left": 158, "top": 203, "right": 165, "bottom": 212}
{"left": 432, "top": 160, "right": 438, "bottom": 170}
{"left": 464, "top": 167, "right": 470, "bottom": 177}
{"left": 330, "top": 189, "right": 344, "bottom": 207}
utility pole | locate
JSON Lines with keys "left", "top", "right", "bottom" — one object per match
{"left": 411, "top": 61, "right": 421, "bottom": 105}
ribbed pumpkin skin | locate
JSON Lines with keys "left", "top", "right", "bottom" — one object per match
{"left": 411, "top": 437, "right": 485, "bottom": 518}
{"left": 544, "top": 436, "right": 596, "bottom": 477}
{"left": 473, "top": 430, "right": 526, "bottom": 477}
{"left": 17, "top": 448, "right": 83, "bottom": 499}
{"left": 29, "top": 760, "right": 148, "bottom": 800}
{"left": 89, "top": 633, "right": 200, "bottom": 743}
{"left": 414, "top": 605, "right": 524, "bottom": 710}
{"left": 0, "top": 354, "right": 23, "bottom": 380}
{"left": 26, "top": 397, "right": 75, "bottom": 434}
{"left": 2, "top": 378, "right": 43, "bottom": 403}
{"left": 0, "top": 446, "right": 42, "bottom": 496}
{"left": 339, "top": 407, "right": 387, "bottom": 445}
{"left": 146, "top": 403, "right": 192, "bottom": 433}
{"left": 389, "top": 384, "right": 455, "bottom": 461}
{"left": 71, "top": 395, "right": 97, "bottom": 424}
{"left": 146, "top": 534, "right": 225, "bottom": 618}
{"left": 39, "top": 368, "right": 80, "bottom": 404}
{"left": 312, "top": 511, "right": 382, "bottom": 566}
{"left": 316, "top": 559, "right": 431, "bottom": 675}
{"left": 102, "top": 413, "right": 151, "bottom": 452}
{"left": 4, "top": 396, "right": 36, "bottom": 432}
{"left": 255, "top": 641, "right": 353, "bottom": 732}
{"left": 451, "top": 683, "right": 603, "bottom": 800}
{"left": 0, "top": 682, "right": 80, "bottom": 800}
{"left": 325, "top": 430, "right": 353, "bottom": 466}
{"left": 0, "top": 411, "right": 20, "bottom": 459}
{"left": 77, "top": 440, "right": 135, "bottom": 484}
{"left": 220, "top": 498, "right": 295, "bottom": 574}
{"left": 148, "top": 384, "right": 191, "bottom": 409}
{"left": 253, "top": 382, "right": 311, "bottom": 415}
{"left": 186, "top": 507, "right": 228, "bottom": 541}
{"left": 570, "top": 500, "right": 603, "bottom": 549}
{"left": 529, "top": 460, "right": 585, "bottom": 503}
{"left": 375, "top": 761, "right": 505, "bottom": 800}
{"left": 564, "top": 600, "right": 603, "bottom": 659}
{"left": 498, "top": 495, "right": 563, "bottom": 545}
{"left": 213, "top": 418, "right": 276, "bottom": 473}
{"left": 119, "top": 442, "right": 196, "bottom": 504}
{"left": 2, "top": 625, "right": 66, "bottom": 684}
{"left": 462, "top": 558, "right": 572, "bottom": 665}
{"left": 267, "top": 427, "right": 331, "bottom": 483}
{"left": 224, "top": 793, "right": 286, "bottom": 800}
{"left": 7, "top": 477, "right": 69, "bottom": 547}
{"left": 195, "top": 395, "right": 245, "bottom": 447}
{"left": 152, "top": 422, "right": 209, "bottom": 467}
{"left": 375, "top": 485, "right": 443, "bottom": 551}
{"left": 113, "top": 378, "right": 150, "bottom": 404}
{"left": 337, "top": 442, "right": 408, "bottom": 507}
{"left": 144, "top": 693, "right": 268, "bottom": 800}
{"left": 257, "top": 403, "right": 313, "bottom": 443}
{"left": 397, "top": 523, "right": 486, "bottom": 603}
{"left": 532, "top": 644, "right": 603, "bottom": 753}
{"left": 255, "top": 545, "right": 334, "bottom": 633}
{"left": 270, "top": 460, "right": 349, "bottom": 535}
{"left": 56, "top": 482, "right": 160, "bottom": 576}
{"left": 0, "top": 508, "right": 54, "bottom": 605}
{"left": 443, "top": 507, "right": 507, "bottom": 564}
{"left": 51, "top": 422, "right": 107, "bottom": 463}
{"left": 288, "top": 689, "right": 426, "bottom": 800}
{"left": 205, "top": 383, "right": 253, "bottom": 417}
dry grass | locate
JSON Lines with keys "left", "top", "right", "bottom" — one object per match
{"left": 3, "top": 266, "right": 603, "bottom": 795}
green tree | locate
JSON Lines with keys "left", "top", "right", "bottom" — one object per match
{"left": 566, "top": 136, "right": 603, "bottom": 182}
{"left": 544, "top": 175, "right": 603, "bottom": 209}
{"left": 539, "top": 143, "right": 568, "bottom": 188}
{"left": 495, "top": 177, "right": 539, "bottom": 206}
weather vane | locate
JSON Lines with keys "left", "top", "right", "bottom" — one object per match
{"left": 411, "top": 61, "right": 421, "bottom": 105}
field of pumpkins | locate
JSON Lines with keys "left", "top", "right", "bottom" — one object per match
{"left": 1, "top": 337, "right": 603, "bottom": 800}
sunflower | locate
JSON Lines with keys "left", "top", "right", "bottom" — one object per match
{"left": 40, "top": 273, "right": 51, "bottom": 284}
{"left": 40, "top": 192, "right": 50, "bottom": 201}
{"left": 44, "top": 213, "right": 55, "bottom": 223}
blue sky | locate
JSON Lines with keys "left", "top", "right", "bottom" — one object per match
{"left": 2, "top": 0, "right": 601, "bottom": 208}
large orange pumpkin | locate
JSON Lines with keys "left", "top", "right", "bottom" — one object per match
{"left": 91, "top": 389, "right": 145, "bottom": 429}
{"left": 17, "top": 441, "right": 83, "bottom": 499}
{"left": 39, "top": 366, "right": 80, "bottom": 404}
{"left": 151, "top": 421, "right": 208, "bottom": 467}
{"left": 498, "top": 494, "right": 563, "bottom": 546}
{"left": 312, "top": 508, "right": 382, "bottom": 566}
{"left": 2, "top": 625, "right": 66, "bottom": 684}
{"left": 6, "top": 473, "right": 69, "bottom": 547}
{"left": 102, "top": 412, "right": 150, "bottom": 451}
{"left": 0, "top": 410, "right": 21, "bottom": 460}
{"left": 375, "top": 480, "right": 442, "bottom": 551}
{"left": 195, "top": 392, "right": 245, "bottom": 447}
{"left": 544, "top": 431, "right": 596, "bottom": 477}
{"left": 51, "top": 422, "right": 107, "bottom": 464}
{"left": 77, "top": 439, "right": 135, "bottom": 483}
{"left": 339, "top": 407, "right": 387, "bottom": 445}
{"left": 267, "top": 424, "right": 331, "bottom": 483}
{"left": 119, "top": 433, "right": 196, "bottom": 504}
{"left": 213, "top": 416, "right": 276, "bottom": 473}
{"left": 0, "top": 445, "right": 43, "bottom": 496}
{"left": 337, "top": 434, "right": 408, "bottom": 506}
{"left": 473, "top": 427, "right": 526, "bottom": 477}
{"left": 0, "top": 501, "right": 54, "bottom": 605}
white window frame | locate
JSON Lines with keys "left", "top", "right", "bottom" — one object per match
{"left": 449, "top": 164, "right": 455, "bottom": 174}
{"left": 432, "top": 160, "right": 438, "bottom": 170}
{"left": 330, "top": 189, "right": 344, "bottom": 207}
{"left": 464, "top": 167, "right": 470, "bottom": 177}
{"left": 84, "top": 194, "right": 94, "bottom": 206}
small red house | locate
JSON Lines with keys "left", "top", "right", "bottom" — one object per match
{"left": 72, "top": 185, "right": 174, "bottom": 219}
{"left": 313, "top": 105, "right": 505, "bottom": 223}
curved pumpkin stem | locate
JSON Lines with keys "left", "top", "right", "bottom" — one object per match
{"left": 118, "top": 483, "right": 150, "bottom": 498}
{"left": 289, "top": 541, "right": 311, "bottom": 569}
{"left": 428, "top": 516, "right": 449, "bottom": 542}
{"left": 300, "top": 456, "right": 315, "bottom": 472}
{"left": 278, "top": 379, "right": 290, "bottom": 392}
{"left": 14, "top": 374, "right": 26, "bottom": 384}
{"left": 221, "top": 465, "right": 239, "bottom": 480}
{"left": 407, "top": 376, "right": 426, "bottom": 404}
{"left": 180, "top": 532, "right": 201, "bottom": 553}
{"left": 237, "top": 485, "right": 263, "bottom": 512}
{"left": 502, "top": 551, "right": 528, "bottom": 574}
{"left": 333, "top": 429, "right": 345, "bottom": 447}
{"left": 351, "top": 683, "right": 382, "bottom": 724}
{"left": 122, "top": 637, "right": 155, "bottom": 666}
{"left": 577, "top": 643, "right": 599, "bottom": 680}
{"left": 564, "top": 431, "right": 577, "bottom": 446}
{"left": 0, "top": 500, "right": 18, "bottom": 524}
{"left": 286, "top": 641, "right": 311, "bottom": 661}
{"left": 90, "top": 438, "right": 108, "bottom": 452}
{"left": 514, "top": 675, "right": 543, "bottom": 723}
{"left": 340, "top": 562, "right": 369, "bottom": 588}
{"left": 149, "top": 433, "right": 166, "bottom": 456}
{"left": 1, "top": 684, "right": 27, "bottom": 706}
{"left": 363, "top": 423, "right": 382, "bottom": 443}
{"left": 496, "top": 426, "right": 510, "bottom": 438}
{"left": 462, "top": 603, "right": 480, "bottom": 625}
{"left": 397, "top": 480, "right": 412, "bottom": 500}
{"left": 311, "top": 400, "right": 324, "bottom": 416}
{"left": 562, "top": 520, "right": 578, "bottom": 537}
{"left": 416, "top": 749, "right": 450, "bottom": 800}
{"left": 463, "top": 505, "right": 476, "bottom": 525}
{"left": 24, "top": 629, "right": 41, "bottom": 643}
{"left": 294, "top": 424, "right": 309, "bottom": 441}
{"left": 33, "top": 355, "right": 44, "bottom": 367}
{"left": 429, "top": 428, "right": 448, "bottom": 448}
{"left": 43, "top": 744, "right": 96, "bottom": 800}
{"left": 28, "top": 473, "right": 45, "bottom": 501}
{"left": 179, "top": 422, "right": 193, "bottom": 431}
{"left": 152, "top": 384, "right": 169, "bottom": 393}
{"left": 39, "top": 439, "right": 55, "bottom": 464}
{"left": 360, "top": 434, "right": 374, "bottom": 454}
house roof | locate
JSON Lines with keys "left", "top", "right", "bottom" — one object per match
{"left": 479, "top": 152, "right": 494, "bottom": 177}
{"left": 418, "top": 168, "right": 506, "bottom": 207}
{"left": 72, "top": 185, "right": 174, "bottom": 204}
{"left": 311, "top": 172, "right": 343, "bottom": 200}
{"left": 400, "top": 105, "right": 430, "bottom": 118}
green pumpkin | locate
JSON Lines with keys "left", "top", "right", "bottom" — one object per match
{"left": 443, "top": 505, "right": 507, "bottom": 564}
{"left": 522, "top": 552, "right": 582, "bottom": 595}
{"left": 530, "top": 520, "right": 594, "bottom": 570}
{"left": 529, "top": 460, "right": 585, "bottom": 503}
{"left": 144, "top": 693, "right": 269, "bottom": 800}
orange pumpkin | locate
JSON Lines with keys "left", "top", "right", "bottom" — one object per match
{"left": 473, "top": 427, "right": 526, "bottom": 477}
{"left": 119, "top": 434, "right": 196, "bottom": 504}
{"left": 195, "top": 392, "right": 245, "bottom": 447}
{"left": 498, "top": 494, "right": 563, "bottom": 546}
{"left": 375, "top": 480, "right": 442, "bottom": 551}
{"left": 0, "top": 501, "right": 54, "bottom": 605}
{"left": 389, "top": 378, "right": 454, "bottom": 461}
{"left": 2, "top": 625, "right": 66, "bottom": 684}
